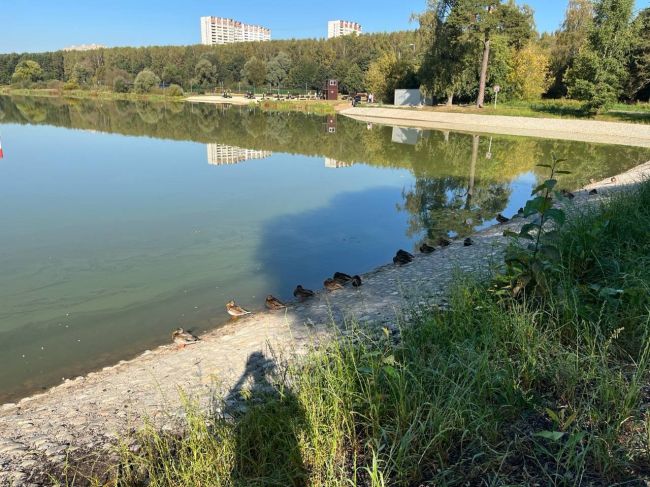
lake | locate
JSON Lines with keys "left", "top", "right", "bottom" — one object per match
{"left": 1, "top": 95, "right": 649, "bottom": 403}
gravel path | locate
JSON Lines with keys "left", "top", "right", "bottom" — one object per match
{"left": 1, "top": 161, "right": 649, "bottom": 486}
{"left": 342, "top": 107, "right": 650, "bottom": 148}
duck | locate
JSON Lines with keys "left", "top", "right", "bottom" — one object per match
{"left": 496, "top": 213, "right": 510, "bottom": 224}
{"left": 226, "top": 300, "right": 251, "bottom": 317}
{"left": 333, "top": 272, "right": 353, "bottom": 284}
{"left": 560, "top": 189, "right": 575, "bottom": 199}
{"left": 464, "top": 238, "right": 473, "bottom": 247}
{"left": 265, "top": 295, "right": 286, "bottom": 310}
{"left": 395, "top": 249, "right": 414, "bottom": 262}
{"left": 393, "top": 254, "right": 412, "bottom": 266}
{"left": 351, "top": 275, "right": 362, "bottom": 287}
{"left": 589, "top": 188, "right": 598, "bottom": 195}
{"left": 293, "top": 285, "right": 315, "bottom": 299}
{"left": 610, "top": 176, "right": 617, "bottom": 183}
{"left": 172, "top": 328, "right": 199, "bottom": 348}
{"left": 419, "top": 243, "right": 435, "bottom": 254}
{"left": 393, "top": 249, "right": 414, "bottom": 266}
{"left": 437, "top": 237, "right": 451, "bottom": 247}
{"left": 324, "top": 278, "right": 344, "bottom": 291}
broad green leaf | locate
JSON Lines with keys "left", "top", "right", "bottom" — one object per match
{"left": 545, "top": 208, "right": 566, "bottom": 225}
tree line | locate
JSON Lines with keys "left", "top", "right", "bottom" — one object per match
{"left": 1, "top": 0, "right": 648, "bottom": 109}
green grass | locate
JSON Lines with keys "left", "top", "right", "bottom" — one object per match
{"left": 376, "top": 98, "right": 650, "bottom": 124}
{"left": 0, "top": 86, "right": 186, "bottom": 103}
{"left": 58, "top": 181, "right": 650, "bottom": 486}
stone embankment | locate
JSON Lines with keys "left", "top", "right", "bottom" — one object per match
{"left": 1, "top": 161, "right": 649, "bottom": 486}
{"left": 342, "top": 106, "right": 650, "bottom": 148}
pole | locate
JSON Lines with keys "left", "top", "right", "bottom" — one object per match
{"left": 494, "top": 91, "right": 498, "bottom": 109}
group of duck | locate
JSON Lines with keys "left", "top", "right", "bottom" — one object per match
{"left": 172, "top": 201, "right": 602, "bottom": 347}
{"left": 224, "top": 271, "right": 363, "bottom": 318}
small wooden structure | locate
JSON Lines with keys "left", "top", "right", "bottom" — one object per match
{"left": 324, "top": 79, "right": 339, "bottom": 100}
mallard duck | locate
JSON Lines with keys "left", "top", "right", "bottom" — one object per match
{"left": 351, "top": 275, "right": 362, "bottom": 287}
{"left": 324, "top": 278, "right": 344, "bottom": 291}
{"left": 419, "top": 243, "right": 435, "bottom": 254}
{"left": 560, "top": 189, "right": 575, "bottom": 199}
{"left": 589, "top": 188, "right": 598, "bottom": 195}
{"left": 226, "top": 300, "right": 251, "bottom": 317}
{"left": 496, "top": 214, "right": 510, "bottom": 224}
{"left": 293, "top": 285, "right": 315, "bottom": 299}
{"left": 393, "top": 254, "right": 412, "bottom": 266}
{"left": 265, "top": 295, "right": 286, "bottom": 310}
{"left": 333, "top": 272, "right": 353, "bottom": 284}
{"left": 437, "top": 237, "right": 451, "bottom": 247}
{"left": 396, "top": 249, "right": 414, "bottom": 260}
{"left": 464, "top": 238, "right": 473, "bottom": 247}
{"left": 172, "top": 328, "right": 199, "bottom": 348}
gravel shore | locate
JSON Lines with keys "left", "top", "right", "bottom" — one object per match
{"left": 1, "top": 161, "right": 649, "bottom": 486}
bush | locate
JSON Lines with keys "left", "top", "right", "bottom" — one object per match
{"left": 113, "top": 77, "right": 129, "bottom": 93}
{"left": 46, "top": 79, "right": 64, "bottom": 90}
{"left": 62, "top": 80, "right": 80, "bottom": 91}
{"left": 134, "top": 69, "right": 160, "bottom": 94}
{"left": 166, "top": 84, "right": 184, "bottom": 97}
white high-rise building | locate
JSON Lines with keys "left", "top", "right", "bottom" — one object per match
{"left": 327, "top": 20, "right": 362, "bottom": 39}
{"left": 207, "top": 144, "right": 272, "bottom": 166}
{"left": 200, "top": 17, "right": 271, "bottom": 45}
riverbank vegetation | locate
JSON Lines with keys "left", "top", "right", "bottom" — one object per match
{"left": 1, "top": 1, "right": 648, "bottom": 112}
{"left": 57, "top": 174, "right": 650, "bottom": 486}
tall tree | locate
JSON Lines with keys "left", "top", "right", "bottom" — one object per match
{"left": 241, "top": 57, "right": 267, "bottom": 89}
{"left": 11, "top": 60, "right": 43, "bottom": 86}
{"left": 627, "top": 8, "right": 650, "bottom": 100}
{"left": 548, "top": 0, "right": 594, "bottom": 97}
{"left": 565, "top": 0, "right": 635, "bottom": 109}
{"left": 419, "top": 0, "right": 532, "bottom": 107}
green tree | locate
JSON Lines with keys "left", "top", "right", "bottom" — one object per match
{"left": 548, "top": 0, "right": 594, "bottom": 97}
{"left": 419, "top": 0, "right": 533, "bottom": 107}
{"left": 342, "top": 64, "right": 365, "bottom": 94}
{"left": 71, "top": 62, "right": 94, "bottom": 86}
{"left": 113, "top": 77, "right": 129, "bottom": 93}
{"left": 195, "top": 58, "right": 217, "bottom": 89}
{"left": 366, "top": 52, "right": 419, "bottom": 103}
{"left": 266, "top": 52, "right": 292, "bottom": 87}
{"left": 241, "top": 57, "right": 267, "bottom": 89}
{"left": 627, "top": 8, "right": 650, "bottom": 100}
{"left": 162, "top": 64, "right": 183, "bottom": 86}
{"left": 565, "top": 0, "right": 635, "bottom": 109}
{"left": 133, "top": 69, "right": 160, "bottom": 94}
{"left": 11, "top": 60, "right": 43, "bottom": 86}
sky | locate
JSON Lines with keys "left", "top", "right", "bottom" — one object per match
{"left": 1, "top": 0, "right": 648, "bottom": 54}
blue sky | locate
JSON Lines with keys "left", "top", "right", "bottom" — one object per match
{"left": 1, "top": 0, "right": 648, "bottom": 54}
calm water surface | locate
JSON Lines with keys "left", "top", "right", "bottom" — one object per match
{"left": 1, "top": 95, "right": 649, "bottom": 402}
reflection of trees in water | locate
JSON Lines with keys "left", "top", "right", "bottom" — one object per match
{"left": 400, "top": 135, "right": 511, "bottom": 241}
{"left": 135, "top": 101, "right": 163, "bottom": 125}
{"left": 1, "top": 95, "right": 648, "bottom": 187}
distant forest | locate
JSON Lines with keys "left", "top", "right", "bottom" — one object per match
{"left": 1, "top": 0, "right": 648, "bottom": 108}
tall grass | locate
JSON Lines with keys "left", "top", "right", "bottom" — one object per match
{"left": 64, "top": 182, "right": 650, "bottom": 486}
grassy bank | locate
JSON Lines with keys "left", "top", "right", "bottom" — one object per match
{"left": 256, "top": 99, "right": 341, "bottom": 115}
{"left": 0, "top": 86, "right": 186, "bottom": 103}
{"left": 59, "top": 180, "right": 650, "bottom": 486}
{"left": 378, "top": 99, "right": 650, "bottom": 124}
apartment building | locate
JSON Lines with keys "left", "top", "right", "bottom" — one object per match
{"left": 327, "top": 20, "right": 362, "bottom": 39}
{"left": 200, "top": 17, "right": 271, "bottom": 45}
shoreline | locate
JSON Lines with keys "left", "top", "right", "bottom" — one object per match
{"left": 341, "top": 106, "right": 650, "bottom": 148}
{"left": 1, "top": 160, "right": 649, "bottom": 484}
